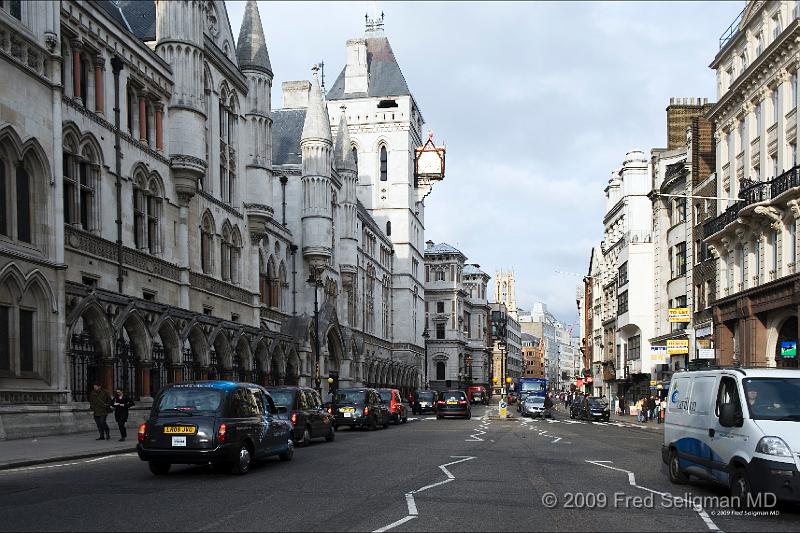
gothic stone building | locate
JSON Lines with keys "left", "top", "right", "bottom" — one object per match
{"left": 0, "top": 0, "right": 436, "bottom": 438}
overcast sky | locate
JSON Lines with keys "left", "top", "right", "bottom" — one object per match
{"left": 227, "top": 0, "right": 743, "bottom": 323}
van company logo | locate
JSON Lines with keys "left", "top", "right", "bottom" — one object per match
{"left": 670, "top": 385, "right": 679, "bottom": 404}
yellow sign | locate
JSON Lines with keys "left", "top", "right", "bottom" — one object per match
{"left": 657, "top": 384, "right": 664, "bottom": 390}
{"left": 667, "top": 339, "right": 689, "bottom": 354}
{"left": 650, "top": 380, "right": 657, "bottom": 386}
{"left": 668, "top": 308, "right": 691, "bottom": 323}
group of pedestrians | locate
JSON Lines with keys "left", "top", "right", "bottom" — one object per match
{"left": 88, "top": 383, "right": 135, "bottom": 441}
{"left": 635, "top": 395, "right": 666, "bottom": 423}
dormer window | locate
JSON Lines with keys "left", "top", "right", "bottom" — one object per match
{"left": 377, "top": 99, "right": 398, "bottom": 108}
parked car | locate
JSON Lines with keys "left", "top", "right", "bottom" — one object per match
{"left": 521, "top": 396, "right": 551, "bottom": 418}
{"left": 412, "top": 390, "right": 438, "bottom": 415}
{"left": 332, "top": 388, "right": 390, "bottom": 430}
{"left": 436, "top": 390, "right": 472, "bottom": 419}
{"left": 663, "top": 368, "right": 800, "bottom": 505}
{"left": 266, "top": 386, "right": 335, "bottom": 446}
{"left": 137, "top": 381, "right": 294, "bottom": 476}
{"left": 377, "top": 388, "right": 408, "bottom": 424}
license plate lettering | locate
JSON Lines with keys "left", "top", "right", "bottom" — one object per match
{"left": 163, "top": 426, "right": 196, "bottom": 434}
{"left": 344, "top": 412, "right": 352, "bottom": 418}
{"left": 172, "top": 436, "right": 187, "bottom": 447}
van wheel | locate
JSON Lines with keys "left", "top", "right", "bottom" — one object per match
{"left": 325, "top": 425, "right": 335, "bottom": 442}
{"left": 229, "top": 443, "right": 252, "bottom": 475}
{"left": 668, "top": 449, "right": 688, "bottom": 484}
{"left": 730, "top": 467, "right": 752, "bottom": 508}
{"left": 279, "top": 439, "right": 294, "bottom": 461}
{"left": 148, "top": 461, "right": 171, "bottom": 475}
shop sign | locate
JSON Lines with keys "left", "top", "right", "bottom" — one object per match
{"left": 667, "top": 339, "right": 689, "bottom": 355}
{"left": 696, "top": 338, "right": 711, "bottom": 349}
{"left": 695, "top": 323, "right": 713, "bottom": 337}
{"left": 780, "top": 341, "right": 797, "bottom": 358}
{"left": 698, "top": 348, "right": 716, "bottom": 359}
{"left": 651, "top": 345, "right": 668, "bottom": 364}
{"left": 668, "top": 308, "right": 691, "bottom": 323}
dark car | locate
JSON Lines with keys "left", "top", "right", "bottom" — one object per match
{"left": 266, "top": 386, "right": 335, "bottom": 446}
{"left": 573, "top": 396, "right": 610, "bottom": 421}
{"left": 332, "top": 388, "right": 390, "bottom": 430}
{"left": 377, "top": 388, "right": 408, "bottom": 424}
{"left": 412, "top": 390, "right": 438, "bottom": 415}
{"left": 137, "top": 381, "right": 294, "bottom": 476}
{"left": 436, "top": 390, "right": 471, "bottom": 419}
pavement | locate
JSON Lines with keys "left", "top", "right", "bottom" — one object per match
{"left": 0, "top": 430, "right": 136, "bottom": 469}
{"left": 1, "top": 406, "right": 798, "bottom": 532}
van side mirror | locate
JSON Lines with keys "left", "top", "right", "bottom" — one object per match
{"left": 719, "top": 403, "right": 743, "bottom": 427}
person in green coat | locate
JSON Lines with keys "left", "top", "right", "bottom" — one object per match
{"left": 89, "top": 383, "right": 112, "bottom": 440}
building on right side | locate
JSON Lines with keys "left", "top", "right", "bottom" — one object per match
{"left": 704, "top": 0, "right": 800, "bottom": 367}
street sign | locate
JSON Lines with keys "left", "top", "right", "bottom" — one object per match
{"left": 651, "top": 345, "right": 668, "bottom": 364}
{"left": 668, "top": 308, "right": 691, "bottom": 323}
{"left": 499, "top": 400, "right": 507, "bottom": 417}
{"left": 698, "top": 348, "right": 716, "bottom": 359}
{"left": 667, "top": 339, "right": 689, "bottom": 355}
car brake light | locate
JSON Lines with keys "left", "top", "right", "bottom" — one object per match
{"left": 327, "top": 407, "right": 332, "bottom": 414}
{"left": 458, "top": 400, "right": 467, "bottom": 405}
{"left": 291, "top": 413, "right": 297, "bottom": 425}
{"left": 364, "top": 406, "right": 369, "bottom": 416}
{"left": 137, "top": 423, "right": 147, "bottom": 443}
{"left": 217, "top": 423, "right": 227, "bottom": 443}
{"left": 437, "top": 400, "right": 445, "bottom": 405}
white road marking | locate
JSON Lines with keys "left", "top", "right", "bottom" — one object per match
{"left": 407, "top": 417, "right": 418, "bottom": 421}
{"left": 585, "top": 461, "right": 721, "bottom": 532}
{"left": 552, "top": 437, "right": 561, "bottom": 443}
{"left": 372, "top": 456, "right": 476, "bottom": 533}
{"left": 0, "top": 453, "right": 137, "bottom": 474}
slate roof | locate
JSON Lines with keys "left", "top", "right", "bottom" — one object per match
{"left": 115, "top": 0, "right": 156, "bottom": 41}
{"left": 95, "top": 0, "right": 132, "bottom": 31}
{"left": 272, "top": 108, "right": 306, "bottom": 166}
{"left": 326, "top": 37, "right": 411, "bottom": 100}
{"left": 424, "top": 242, "right": 463, "bottom": 256}
{"left": 463, "top": 264, "right": 488, "bottom": 277}
{"left": 236, "top": 0, "right": 272, "bottom": 74}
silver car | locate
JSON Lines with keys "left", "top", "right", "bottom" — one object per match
{"left": 522, "top": 396, "right": 551, "bottom": 418}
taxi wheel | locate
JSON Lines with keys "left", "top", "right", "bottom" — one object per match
{"left": 279, "top": 439, "right": 294, "bottom": 461}
{"left": 668, "top": 449, "right": 688, "bottom": 484}
{"left": 300, "top": 427, "right": 311, "bottom": 447}
{"left": 229, "top": 443, "right": 252, "bottom": 475}
{"left": 148, "top": 461, "right": 171, "bottom": 476}
{"left": 368, "top": 417, "right": 377, "bottom": 431}
{"left": 325, "top": 425, "right": 335, "bottom": 442}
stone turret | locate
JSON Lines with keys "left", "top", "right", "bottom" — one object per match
{"left": 300, "top": 67, "right": 333, "bottom": 272}
{"left": 335, "top": 105, "right": 358, "bottom": 288}
{"left": 155, "top": 0, "right": 207, "bottom": 203}
{"left": 237, "top": 0, "right": 273, "bottom": 235}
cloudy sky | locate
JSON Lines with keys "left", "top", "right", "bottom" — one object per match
{"left": 227, "top": 0, "right": 743, "bottom": 322}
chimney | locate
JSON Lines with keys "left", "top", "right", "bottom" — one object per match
{"left": 425, "top": 240, "right": 434, "bottom": 250}
{"left": 344, "top": 39, "right": 368, "bottom": 95}
{"left": 282, "top": 80, "right": 311, "bottom": 109}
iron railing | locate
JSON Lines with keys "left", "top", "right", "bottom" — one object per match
{"left": 114, "top": 338, "right": 139, "bottom": 400}
{"left": 69, "top": 333, "right": 99, "bottom": 402}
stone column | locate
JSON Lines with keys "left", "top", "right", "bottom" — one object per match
{"left": 138, "top": 362, "right": 152, "bottom": 399}
{"left": 101, "top": 360, "right": 114, "bottom": 393}
{"left": 173, "top": 365, "right": 184, "bottom": 384}
{"left": 71, "top": 40, "right": 82, "bottom": 101}
{"left": 154, "top": 101, "right": 164, "bottom": 151}
{"left": 138, "top": 91, "right": 148, "bottom": 142}
{"left": 94, "top": 56, "right": 105, "bottom": 114}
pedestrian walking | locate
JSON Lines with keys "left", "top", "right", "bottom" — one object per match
{"left": 647, "top": 395, "right": 657, "bottom": 422}
{"left": 636, "top": 397, "right": 644, "bottom": 423}
{"left": 111, "top": 388, "right": 135, "bottom": 441}
{"left": 88, "top": 383, "right": 112, "bottom": 440}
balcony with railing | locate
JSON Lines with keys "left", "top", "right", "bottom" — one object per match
{"left": 719, "top": 5, "right": 746, "bottom": 49}
{"left": 704, "top": 165, "right": 800, "bottom": 237}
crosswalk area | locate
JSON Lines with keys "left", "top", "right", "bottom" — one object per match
{"left": 517, "top": 416, "right": 655, "bottom": 431}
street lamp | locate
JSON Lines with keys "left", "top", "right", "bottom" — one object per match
{"left": 422, "top": 326, "right": 430, "bottom": 389}
{"left": 327, "top": 376, "right": 335, "bottom": 402}
{"left": 458, "top": 371, "right": 464, "bottom": 391}
{"left": 307, "top": 267, "right": 324, "bottom": 394}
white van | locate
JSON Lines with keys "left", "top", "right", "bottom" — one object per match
{"left": 662, "top": 368, "right": 800, "bottom": 503}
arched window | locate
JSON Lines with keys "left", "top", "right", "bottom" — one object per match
{"left": 132, "top": 173, "right": 163, "bottom": 254}
{"left": 219, "top": 88, "right": 237, "bottom": 204}
{"left": 0, "top": 156, "right": 6, "bottom": 236}
{"left": 352, "top": 146, "right": 358, "bottom": 174}
{"left": 382, "top": 276, "right": 390, "bottom": 338}
{"left": 279, "top": 262, "right": 288, "bottom": 311}
{"left": 146, "top": 178, "right": 162, "bottom": 254}
{"left": 202, "top": 66, "right": 211, "bottom": 190}
{"left": 436, "top": 361, "right": 446, "bottom": 381}
{"left": 366, "top": 265, "right": 376, "bottom": 333}
{"left": 221, "top": 223, "right": 233, "bottom": 281}
{"left": 231, "top": 228, "right": 242, "bottom": 284}
{"left": 379, "top": 145, "right": 388, "bottom": 181}
{"left": 63, "top": 138, "right": 99, "bottom": 231}
{"left": 259, "top": 256, "right": 268, "bottom": 305}
{"left": 200, "top": 212, "right": 215, "bottom": 274}
{"left": 265, "top": 258, "right": 277, "bottom": 307}
{"left": 386, "top": 221, "right": 391, "bottom": 236}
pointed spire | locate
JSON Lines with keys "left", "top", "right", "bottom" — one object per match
{"left": 301, "top": 66, "right": 332, "bottom": 144}
{"left": 237, "top": 0, "right": 272, "bottom": 74}
{"left": 335, "top": 105, "right": 356, "bottom": 172}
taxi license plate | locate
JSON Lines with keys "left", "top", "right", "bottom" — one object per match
{"left": 171, "top": 436, "right": 187, "bottom": 447}
{"left": 343, "top": 412, "right": 352, "bottom": 418}
{"left": 339, "top": 407, "right": 355, "bottom": 413}
{"left": 446, "top": 401, "right": 457, "bottom": 405}
{"left": 163, "top": 426, "right": 196, "bottom": 435}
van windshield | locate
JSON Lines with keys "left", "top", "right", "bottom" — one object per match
{"left": 156, "top": 388, "right": 223, "bottom": 415}
{"left": 742, "top": 378, "right": 800, "bottom": 420}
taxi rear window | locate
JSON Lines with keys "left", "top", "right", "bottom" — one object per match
{"left": 156, "top": 388, "right": 223, "bottom": 414}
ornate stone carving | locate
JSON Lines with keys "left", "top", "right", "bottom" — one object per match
{"left": 753, "top": 205, "right": 784, "bottom": 229}
{"left": 788, "top": 199, "right": 800, "bottom": 218}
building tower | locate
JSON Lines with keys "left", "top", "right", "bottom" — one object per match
{"left": 300, "top": 67, "right": 333, "bottom": 274}
{"left": 334, "top": 104, "right": 359, "bottom": 326}
{"left": 495, "top": 270, "right": 517, "bottom": 319}
{"left": 236, "top": 0, "right": 274, "bottom": 237}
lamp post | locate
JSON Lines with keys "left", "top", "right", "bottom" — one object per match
{"left": 307, "top": 267, "right": 323, "bottom": 394}
{"left": 422, "top": 326, "right": 430, "bottom": 389}
{"left": 458, "top": 371, "right": 463, "bottom": 391}
{"left": 327, "top": 376, "right": 335, "bottom": 403}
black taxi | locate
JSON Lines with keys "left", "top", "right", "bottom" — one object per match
{"left": 137, "top": 381, "right": 294, "bottom": 475}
